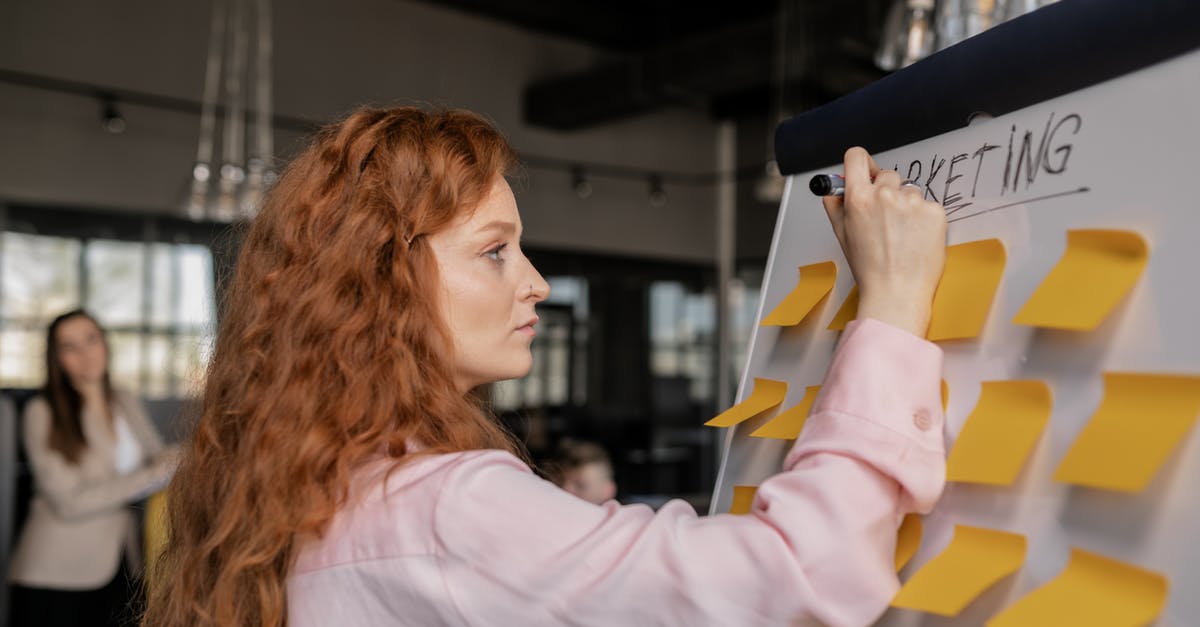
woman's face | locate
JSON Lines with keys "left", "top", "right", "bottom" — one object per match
{"left": 428, "top": 178, "right": 550, "bottom": 391}
{"left": 54, "top": 315, "right": 108, "bottom": 387}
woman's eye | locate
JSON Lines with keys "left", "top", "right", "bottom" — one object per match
{"left": 485, "top": 244, "right": 507, "bottom": 263}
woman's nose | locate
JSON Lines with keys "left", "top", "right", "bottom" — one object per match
{"left": 525, "top": 263, "right": 550, "bottom": 302}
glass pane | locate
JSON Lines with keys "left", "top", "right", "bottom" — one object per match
{"left": 545, "top": 276, "right": 589, "bottom": 318}
{"left": 86, "top": 240, "right": 145, "bottom": 326}
{"left": 143, "top": 334, "right": 171, "bottom": 399}
{"left": 149, "top": 244, "right": 174, "bottom": 328}
{"left": 649, "top": 282, "right": 684, "bottom": 344}
{"left": 108, "top": 332, "right": 142, "bottom": 395}
{"left": 544, "top": 276, "right": 577, "bottom": 305}
{"left": 172, "top": 334, "right": 213, "bottom": 397}
{"left": 651, "top": 346, "right": 679, "bottom": 376}
{"left": 492, "top": 379, "right": 521, "bottom": 412}
{"left": 546, "top": 332, "right": 569, "bottom": 406}
{"left": 0, "top": 329, "right": 45, "bottom": 388}
{"left": 1, "top": 232, "right": 81, "bottom": 320}
{"left": 685, "top": 347, "right": 714, "bottom": 402}
{"left": 177, "top": 245, "right": 215, "bottom": 328}
{"left": 689, "top": 291, "right": 715, "bottom": 336}
{"left": 522, "top": 371, "right": 543, "bottom": 408}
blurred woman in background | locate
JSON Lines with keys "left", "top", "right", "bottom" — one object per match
{"left": 8, "top": 310, "right": 178, "bottom": 627}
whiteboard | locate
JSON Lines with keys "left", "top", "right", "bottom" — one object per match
{"left": 711, "top": 46, "right": 1200, "bottom": 626}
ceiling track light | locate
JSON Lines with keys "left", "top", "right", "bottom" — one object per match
{"left": 99, "top": 94, "right": 126, "bottom": 134}
{"left": 648, "top": 173, "right": 667, "bottom": 207}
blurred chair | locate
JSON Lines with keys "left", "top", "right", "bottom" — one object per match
{"left": 2, "top": 388, "right": 42, "bottom": 626}
{"left": 142, "top": 490, "right": 169, "bottom": 593}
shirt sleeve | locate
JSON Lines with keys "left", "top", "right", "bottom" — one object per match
{"left": 22, "top": 397, "right": 171, "bottom": 521}
{"left": 433, "top": 318, "right": 945, "bottom": 627}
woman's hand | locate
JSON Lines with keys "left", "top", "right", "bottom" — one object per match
{"left": 822, "top": 147, "right": 947, "bottom": 337}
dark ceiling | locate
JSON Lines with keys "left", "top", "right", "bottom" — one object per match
{"left": 413, "top": 0, "right": 894, "bottom": 130}
{"left": 415, "top": 1, "right": 782, "bottom": 52}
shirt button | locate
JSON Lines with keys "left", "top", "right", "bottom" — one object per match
{"left": 913, "top": 409, "right": 933, "bottom": 431}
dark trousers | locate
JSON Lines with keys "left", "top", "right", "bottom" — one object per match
{"left": 8, "top": 559, "right": 141, "bottom": 627}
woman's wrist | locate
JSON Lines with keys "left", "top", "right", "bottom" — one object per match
{"left": 856, "top": 291, "right": 932, "bottom": 338}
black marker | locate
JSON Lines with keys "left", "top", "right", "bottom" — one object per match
{"left": 810, "top": 173, "right": 919, "bottom": 196}
{"left": 809, "top": 173, "right": 845, "bottom": 197}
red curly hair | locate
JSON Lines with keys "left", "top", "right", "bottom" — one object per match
{"left": 143, "top": 107, "right": 525, "bottom": 626}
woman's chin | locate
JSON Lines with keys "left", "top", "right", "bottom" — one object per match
{"left": 504, "top": 362, "right": 533, "bottom": 382}
{"left": 506, "top": 358, "right": 535, "bottom": 381}
{"left": 473, "top": 359, "right": 533, "bottom": 387}
{"left": 69, "top": 373, "right": 107, "bottom": 388}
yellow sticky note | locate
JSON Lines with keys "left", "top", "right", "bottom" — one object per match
{"left": 1013, "top": 229, "right": 1148, "bottom": 330}
{"left": 942, "top": 379, "right": 950, "bottom": 412}
{"left": 986, "top": 548, "right": 1168, "bottom": 627}
{"left": 891, "top": 525, "right": 1027, "bottom": 616}
{"left": 1054, "top": 372, "right": 1200, "bottom": 492}
{"left": 729, "top": 485, "right": 757, "bottom": 515}
{"left": 895, "top": 514, "right": 923, "bottom": 572}
{"left": 927, "top": 239, "right": 1007, "bottom": 341}
{"left": 705, "top": 378, "right": 788, "bottom": 427}
{"left": 827, "top": 285, "right": 859, "bottom": 331}
{"left": 750, "top": 386, "right": 820, "bottom": 439}
{"left": 761, "top": 262, "right": 838, "bottom": 326}
{"left": 947, "top": 380, "right": 1052, "bottom": 485}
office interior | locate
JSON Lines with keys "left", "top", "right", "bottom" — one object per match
{"left": 0, "top": 1, "right": 1045, "bottom": 616}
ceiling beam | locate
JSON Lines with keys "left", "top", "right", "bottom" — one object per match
{"left": 522, "top": 12, "right": 886, "bottom": 130}
{"left": 523, "top": 18, "right": 776, "bottom": 130}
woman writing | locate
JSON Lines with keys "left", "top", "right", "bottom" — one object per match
{"left": 9, "top": 310, "right": 178, "bottom": 626}
{"left": 144, "top": 107, "right": 947, "bottom": 626}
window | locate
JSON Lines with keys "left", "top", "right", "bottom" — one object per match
{"left": 649, "top": 281, "right": 716, "bottom": 403}
{"left": 1, "top": 230, "right": 217, "bottom": 399}
{"left": 0, "top": 233, "right": 81, "bottom": 388}
{"left": 647, "top": 271, "right": 763, "bottom": 406}
{"left": 492, "top": 276, "right": 588, "bottom": 411}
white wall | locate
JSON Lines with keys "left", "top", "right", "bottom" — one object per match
{"left": 0, "top": 0, "right": 720, "bottom": 262}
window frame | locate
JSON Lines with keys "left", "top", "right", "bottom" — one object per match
{"left": 0, "top": 202, "right": 229, "bottom": 399}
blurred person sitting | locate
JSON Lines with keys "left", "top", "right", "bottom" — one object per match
{"left": 546, "top": 439, "right": 617, "bottom": 505}
{"left": 8, "top": 309, "right": 178, "bottom": 627}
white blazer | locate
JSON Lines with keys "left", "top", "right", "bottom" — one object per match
{"left": 8, "top": 389, "right": 169, "bottom": 589}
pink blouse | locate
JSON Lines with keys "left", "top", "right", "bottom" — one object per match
{"left": 287, "top": 318, "right": 945, "bottom": 626}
